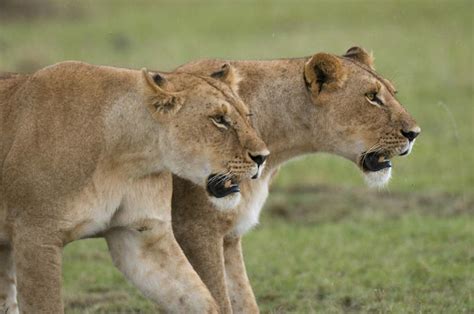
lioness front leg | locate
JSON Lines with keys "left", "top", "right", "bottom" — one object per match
{"left": 0, "top": 244, "right": 18, "bottom": 314}
{"left": 224, "top": 236, "right": 259, "bottom": 314}
{"left": 175, "top": 226, "right": 232, "bottom": 313}
{"left": 13, "top": 222, "right": 63, "bottom": 313}
{"left": 172, "top": 177, "right": 234, "bottom": 313}
{"left": 105, "top": 223, "right": 218, "bottom": 313}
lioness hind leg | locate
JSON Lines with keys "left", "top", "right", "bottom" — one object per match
{"left": 105, "top": 223, "right": 218, "bottom": 313}
{"left": 0, "top": 245, "right": 18, "bottom": 314}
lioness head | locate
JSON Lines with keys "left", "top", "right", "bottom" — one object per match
{"left": 142, "top": 65, "right": 269, "bottom": 209}
{"left": 304, "top": 47, "right": 420, "bottom": 187}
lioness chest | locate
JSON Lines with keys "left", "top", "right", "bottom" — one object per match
{"left": 62, "top": 171, "right": 172, "bottom": 243}
{"left": 229, "top": 169, "right": 275, "bottom": 237}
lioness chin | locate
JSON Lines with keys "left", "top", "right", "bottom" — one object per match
{"left": 0, "top": 61, "right": 268, "bottom": 313}
{"left": 171, "top": 47, "right": 420, "bottom": 313}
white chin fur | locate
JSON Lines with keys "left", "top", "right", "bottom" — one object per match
{"left": 405, "top": 141, "right": 414, "bottom": 156}
{"left": 364, "top": 167, "right": 392, "bottom": 188}
{"left": 209, "top": 192, "right": 241, "bottom": 212}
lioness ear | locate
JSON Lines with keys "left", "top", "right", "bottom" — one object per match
{"left": 210, "top": 63, "right": 241, "bottom": 93}
{"left": 141, "top": 68, "right": 184, "bottom": 120}
{"left": 343, "top": 46, "right": 374, "bottom": 69}
{"left": 304, "top": 53, "right": 347, "bottom": 101}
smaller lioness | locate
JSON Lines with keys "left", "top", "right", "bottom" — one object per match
{"left": 0, "top": 61, "right": 268, "bottom": 313}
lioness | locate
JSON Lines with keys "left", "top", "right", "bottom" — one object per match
{"left": 0, "top": 61, "right": 269, "bottom": 313}
{"left": 171, "top": 47, "right": 420, "bottom": 313}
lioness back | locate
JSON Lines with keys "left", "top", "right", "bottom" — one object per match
{"left": 0, "top": 73, "right": 30, "bottom": 169}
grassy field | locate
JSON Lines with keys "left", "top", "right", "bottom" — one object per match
{"left": 1, "top": 0, "right": 472, "bottom": 312}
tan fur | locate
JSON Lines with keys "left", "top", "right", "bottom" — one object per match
{"left": 344, "top": 46, "right": 375, "bottom": 69}
{"left": 0, "top": 61, "right": 268, "bottom": 313}
{"left": 209, "top": 63, "right": 242, "bottom": 94}
{"left": 172, "top": 47, "right": 420, "bottom": 313}
{"left": 304, "top": 52, "right": 347, "bottom": 103}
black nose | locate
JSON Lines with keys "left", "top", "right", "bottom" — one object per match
{"left": 401, "top": 129, "right": 420, "bottom": 141}
{"left": 249, "top": 153, "right": 267, "bottom": 166}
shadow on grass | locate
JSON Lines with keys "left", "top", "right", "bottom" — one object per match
{"left": 266, "top": 184, "right": 473, "bottom": 224}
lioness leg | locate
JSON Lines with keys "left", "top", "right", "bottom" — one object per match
{"left": 175, "top": 227, "right": 232, "bottom": 313}
{"left": 224, "top": 236, "right": 259, "bottom": 314}
{"left": 13, "top": 223, "right": 63, "bottom": 313}
{"left": 105, "top": 223, "right": 218, "bottom": 313}
{"left": 172, "top": 176, "right": 234, "bottom": 313}
{"left": 0, "top": 244, "right": 18, "bottom": 314}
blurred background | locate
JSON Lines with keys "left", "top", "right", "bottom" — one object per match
{"left": 1, "top": 0, "right": 472, "bottom": 312}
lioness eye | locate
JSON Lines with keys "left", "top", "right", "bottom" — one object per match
{"left": 210, "top": 115, "right": 230, "bottom": 130}
{"left": 365, "top": 92, "right": 383, "bottom": 106}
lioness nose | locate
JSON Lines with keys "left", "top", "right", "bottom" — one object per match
{"left": 401, "top": 127, "right": 420, "bottom": 141}
{"left": 249, "top": 153, "right": 268, "bottom": 166}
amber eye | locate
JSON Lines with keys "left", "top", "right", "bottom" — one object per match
{"left": 210, "top": 115, "right": 231, "bottom": 130}
{"left": 365, "top": 92, "right": 383, "bottom": 106}
{"left": 366, "top": 92, "right": 376, "bottom": 101}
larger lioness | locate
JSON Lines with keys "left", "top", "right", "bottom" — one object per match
{"left": 0, "top": 61, "right": 268, "bottom": 313}
{"left": 171, "top": 47, "right": 420, "bottom": 313}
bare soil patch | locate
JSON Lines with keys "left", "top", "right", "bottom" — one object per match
{"left": 267, "top": 185, "right": 473, "bottom": 224}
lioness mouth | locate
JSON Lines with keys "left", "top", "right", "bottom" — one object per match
{"left": 361, "top": 152, "right": 392, "bottom": 172}
{"left": 206, "top": 174, "right": 240, "bottom": 198}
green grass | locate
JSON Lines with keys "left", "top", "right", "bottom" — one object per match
{"left": 249, "top": 214, "right": 474, "bottom": 313}
{"left": 1, "top": 0, "right": 472, "bottom": 312}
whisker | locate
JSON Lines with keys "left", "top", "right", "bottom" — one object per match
{"left": 360, "top": 142, "right": 383, "bottom": 164}
{"left": 209, "top": 170, "right": 232, "bottom": 185}
{"left": 208, "top": 173, "right": 226, "bottom": 184}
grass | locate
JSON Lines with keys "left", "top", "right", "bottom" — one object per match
{"left": 1, "top": 0, "right": 472, "bottom": 312}
{"left": 247, "top": 213, "right": 473, "bottom": 313}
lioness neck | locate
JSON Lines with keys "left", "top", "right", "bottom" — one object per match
{"left": 102, "top": 77, "right": 165, "bottom": 177}
{"left": 41, "top": 62, "right": 167, "bottom": 177}
{"left": 231, "top": 59, "right": 326, "bottom": 170}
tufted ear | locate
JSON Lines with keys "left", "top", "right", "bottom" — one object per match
{"left": 343, "top": 46, "right": 374, "bottom": 69}
{"left": 141, "top": 68, "right": 184, "bottom": 120}
{"left": 304, "top": 53, "right": 347, "bottom": 102}
{"left": 210, "top": 63, "right": 241, "bottom": 93}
